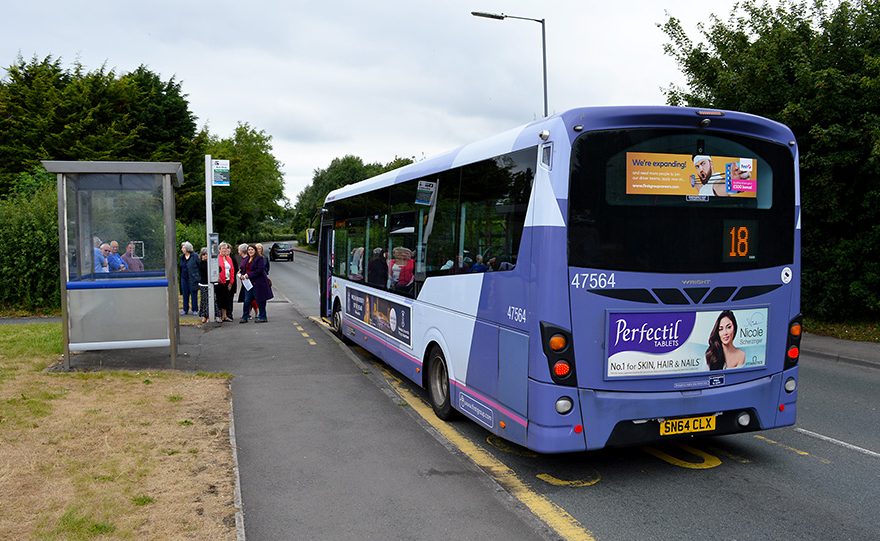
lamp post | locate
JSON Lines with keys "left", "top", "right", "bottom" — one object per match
{"left": 472, "top": 11, "right": 548, "bottom": 117}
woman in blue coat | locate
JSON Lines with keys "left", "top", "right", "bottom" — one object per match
{"left": 179, "top": 241, "right": 200, "bottom": 315}
{"left": 238, "top": 244, "right": 273, "bottom": 322}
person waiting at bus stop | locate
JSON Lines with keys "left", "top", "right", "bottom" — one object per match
{"left": 238, "top": 244, "right": 272, "bottom": 323}
{"left": 179, "top": 241, "right": 200, "bottom": 315}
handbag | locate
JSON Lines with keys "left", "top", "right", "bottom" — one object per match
{"left": 267, "top": 277, "right": 273, "bottom": 288}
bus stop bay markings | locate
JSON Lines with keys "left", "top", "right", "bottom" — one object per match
{"left": 311, "top": 315, "right": 596, "bottom": 541}
{"left": 292, "top": 321, "right": 316, "bottom": 346}
{"left": 379, "top": 365, "right": 597, "bottom": 541}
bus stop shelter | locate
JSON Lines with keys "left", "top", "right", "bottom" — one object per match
{"left": 43, "top": 161, "right": 184, "bottom": 369}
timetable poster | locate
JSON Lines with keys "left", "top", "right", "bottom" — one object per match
{"left": 606, "top": 308, "right": 769, "bottom": 378}
{"left": 346, "top": 287, "right": 412, "bottom": 347}
{"left": 625, "top": 152, "right": 757, "bottom": 198}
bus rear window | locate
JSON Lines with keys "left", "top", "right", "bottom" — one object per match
{"left": 568, "top": 129, "right": 795, "bottom": 273}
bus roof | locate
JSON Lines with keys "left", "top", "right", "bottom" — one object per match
{"left": 324, "top": 105, "right": 794, "bottom": 204}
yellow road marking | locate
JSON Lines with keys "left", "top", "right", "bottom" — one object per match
{"left": 381, "top": 373, "right": 595, "bottom": 541}
{"left": 486, "top": 435, "right": 539, "bottom": 458}
{"left": 641, "top": 444, "right": 722, "bottom": 469}
{"left": 310, "top": 315, "right": 331, "bottom": 328}
{"left": 753, "top": 435, "right": 831, "bottom": 464}
{"left": 537, "top": 472, "right": 601, "bottom": 488}
{"left": 301, "top": 332, "right": 310, "bottom": 338}
{"left": 307, "top": 339, "right": 317, "bottom": 346}
{"left": 706, "top": 445, "right": 752, "bottom": 464}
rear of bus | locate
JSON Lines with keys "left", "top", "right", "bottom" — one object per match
{"left": 550, "top": 107, "right": 800, "bottom": 451}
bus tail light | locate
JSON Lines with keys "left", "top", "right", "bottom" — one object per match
{"left": 784, "top": 314, "right": 802, "bottom": 369}
{"left": 541, "top": 322, "right": 578, "bottom": 387}
{"left": 553, "top": 361, "right": 571, "bottom": 378}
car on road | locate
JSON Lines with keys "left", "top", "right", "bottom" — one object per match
{"left": 270, "top": 242, "right": 294, "bottom": 262}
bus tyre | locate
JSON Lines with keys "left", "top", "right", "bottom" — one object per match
{"left": 427, "top": 347, "right": 457, "bottom": 420}
{"left": 331, "top": 301, "right": 344, "bottom": 340}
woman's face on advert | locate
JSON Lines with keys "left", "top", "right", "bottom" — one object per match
{"left": 718, "top": 317, "right": 735, "bottom": 346}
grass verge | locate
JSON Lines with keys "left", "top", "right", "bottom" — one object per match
{"left": 0, "top": 323, "right": 235, "bottom": 540}
{"left": 803, "top": 317, "right": 880, "bottom": 343}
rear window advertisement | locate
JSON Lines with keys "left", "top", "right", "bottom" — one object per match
{"left": 626, "top": 152, "right": 757, "bottom": 199}
{"left": 606, "top": 308, "right": 768, "bottom": 378}
{"left": 346, "top": 287, "right": 412, "bottom": 347}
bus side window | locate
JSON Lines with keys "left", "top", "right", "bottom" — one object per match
{"left": 423, "top": 170, "right": 461, "bottom": 278}
{"left": 459, "top": 148, "right": 533, "bottom": 273}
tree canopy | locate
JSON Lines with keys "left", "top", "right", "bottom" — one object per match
{"left": 0, "top": 55, "right": 290, "bottom": 310}
{"left": 662, "top": 0, "right": 880, "bottom": 319}
{"left": 176, "top": 123, "right": 287, "bottom": 243}
{"left": 0, "top": 55, "right": 198, "bottom": 195}
{"left": 291, "top": 155, "right": 413, "bottom": 238}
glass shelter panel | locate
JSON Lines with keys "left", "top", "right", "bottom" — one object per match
{"left": 65, "top": 173, "right": 166, "bottom": 282}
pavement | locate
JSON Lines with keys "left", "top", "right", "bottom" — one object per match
{"left": 800, "top": 332, "right": 880, "bottom": 369}
{"left": 58, "top": 300, "right": 549, "bottom": 541}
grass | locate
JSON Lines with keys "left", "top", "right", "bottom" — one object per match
{"left": 0, "top": 307, "right": 61, "bottom": 318}
{"left": 803, "top": 317, "right": 880, "bottom": 343}
{"left": 0, "top": 323, "right": 236, "bottom": 540}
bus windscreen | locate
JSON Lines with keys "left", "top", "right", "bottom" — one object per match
{"left": 568, "top": 129, "right": 795, "bottom": 273}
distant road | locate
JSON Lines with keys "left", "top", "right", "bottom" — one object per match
{"left": 265, "top": 249, "right": 319, "bottom": 319}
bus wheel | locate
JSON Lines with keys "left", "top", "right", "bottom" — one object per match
{"left": 427, "top": 346, "right": 457, "bottom": 420}
{"left": 331, "top": 301, "right": 344, "bottom": 339}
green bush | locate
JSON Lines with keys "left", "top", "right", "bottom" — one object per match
{"left": 175, "top": 221, "right": 207, "bottom": 253}
{"left": 0, "top": 184, "right": 61, "bottom": 310}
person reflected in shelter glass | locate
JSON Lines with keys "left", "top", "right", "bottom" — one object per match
{"left": 122, "top": 242, "right": 144, "bottom": 272}
{"left": 107, "top": 240, "right": 128, "bottom": 272}
{"left": 179, "top": 241, "right": 200, "bottom": 315}
{"left": 95, "top": 243, "right": 110, "bottom": 274}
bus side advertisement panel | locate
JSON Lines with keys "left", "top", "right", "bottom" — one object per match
{"left": 346, "top": 287, "right": 412, "bottom": 347}
{"left": 606, "top": 308, "right": 769, "bottom": 378}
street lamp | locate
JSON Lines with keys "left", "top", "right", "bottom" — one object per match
{"left": 472, "top": 11, "right": 548, "bottom": 117}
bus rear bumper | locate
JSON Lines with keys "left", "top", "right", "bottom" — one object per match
{"left": 579, "top": 372, "right": 794, "bottom": 450}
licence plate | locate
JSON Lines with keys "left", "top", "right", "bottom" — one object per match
{"left": 660, "top": 415, "right": 716, "bottom": 436}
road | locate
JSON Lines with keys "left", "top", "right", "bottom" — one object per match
{"left": 268, "top": 251, "right": 880, "bottom": 540}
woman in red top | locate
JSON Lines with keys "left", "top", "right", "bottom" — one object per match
{"left": 214, "top": 242, "right": 238, "bottom": 322}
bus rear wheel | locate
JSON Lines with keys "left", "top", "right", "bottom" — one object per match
{"left": 331, "top": 301, "right": 344, "bottom": 339}
{"left": 427, "top": 346, "right": 457, "bottom": 420}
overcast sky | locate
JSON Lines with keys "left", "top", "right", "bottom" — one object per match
{"left": 3, "top": 0, "right": 740, "bottom": 204}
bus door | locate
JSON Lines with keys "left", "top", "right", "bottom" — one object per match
{"left": 318, "top": 222, "right": 334, "bottom": 318}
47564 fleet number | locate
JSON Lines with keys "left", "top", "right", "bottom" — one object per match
{"left": 570, "top": 273, "right": 616, "bottom": 289}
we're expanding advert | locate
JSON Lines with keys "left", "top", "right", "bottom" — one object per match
{"left": 626, "top": 152, "right": 758, "bottom": 198}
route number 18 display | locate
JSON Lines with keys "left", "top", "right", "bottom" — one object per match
{"left": 723, "top": 219, "right": 758, "bottom": 263}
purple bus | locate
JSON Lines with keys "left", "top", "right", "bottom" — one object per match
{"left": 318, "top": 106, "right": 801, "bottom": 452}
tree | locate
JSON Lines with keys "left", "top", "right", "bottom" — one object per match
{"left": 292, "top": 155, "right": 414, "bottom": 238}
{"left": 193, "top": 123, "right": 287, "bottom": 244}
{"left": 0, "top": 55, "right": 200, "bottom": 198}
{"left": 661, "top": 0, "right": 880, "bottom": 319}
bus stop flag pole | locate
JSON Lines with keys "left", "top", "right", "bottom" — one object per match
{"left": 205, "top": 156, "right": 229, "bottom": 323}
